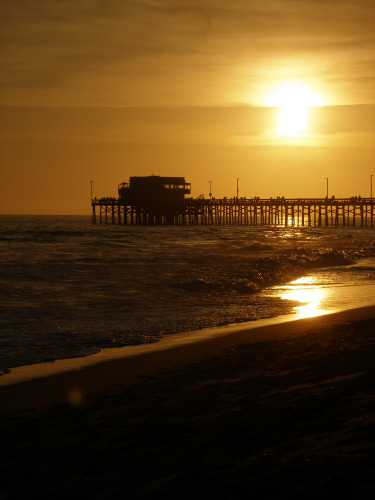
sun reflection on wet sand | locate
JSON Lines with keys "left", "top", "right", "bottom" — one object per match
{"left": 274, "top": 275, "right": 330, "bottom": 319}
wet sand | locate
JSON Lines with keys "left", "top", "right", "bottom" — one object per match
{"left": 1, "top": 306, "right": 375, "bottom": 498}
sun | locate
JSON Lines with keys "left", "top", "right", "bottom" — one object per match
{"left": 266, "top": 82, "right": 324, "bottom": 137}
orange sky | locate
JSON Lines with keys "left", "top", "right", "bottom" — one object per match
{"left": 1, "top": 0, "right": 374, "bottom": 214}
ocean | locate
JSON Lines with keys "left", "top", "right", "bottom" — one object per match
{"left": 1, "top": 215, "right": 375, "bottom": 375}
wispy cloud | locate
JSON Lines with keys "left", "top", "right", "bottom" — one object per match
{"left": 0, "top": 0, "right": 374, "bottom": 106}
{"left": 1, "top": 103, "right": 373, "bottom": 147}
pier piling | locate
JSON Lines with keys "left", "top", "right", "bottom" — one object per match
{"left": 91, "top": 197, "right": 375, "bottom": 228}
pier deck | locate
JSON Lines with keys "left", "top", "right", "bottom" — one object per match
{"left": 92, "top": 197, "right": 375, "bottom": 227}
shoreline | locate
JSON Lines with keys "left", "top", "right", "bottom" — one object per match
{"left": 0, "top": 305, "right": 315, "bottom": 387}
{"left": 2, "top": 263, "right": 375, "bottom": 391}
{"left": 1, "top": 304, "right": 375, "bottom": 412}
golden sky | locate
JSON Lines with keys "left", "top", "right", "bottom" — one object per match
{"left": 1, "top": 0, "right": 374, "bottom": 214}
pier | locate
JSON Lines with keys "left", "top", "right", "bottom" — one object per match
{"left": 91, "top": 176, "right": 374, "bottom": 227}
{"left": 92, "top": 196, "right": 375, "bottom": 227}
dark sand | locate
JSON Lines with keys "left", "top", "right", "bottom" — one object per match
{"left": 1, "top": 307, "right": 375, "bottom": 498}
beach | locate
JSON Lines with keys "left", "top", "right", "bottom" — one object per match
{"left": 2, "top": 0, "right": 375, "bottom": 496}
{"left": 1, "top": 306, "right": 375, "bottom": 498}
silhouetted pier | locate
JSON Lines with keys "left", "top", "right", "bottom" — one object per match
{"left": 92, "top": 196, "right": 375, "bottom": 227}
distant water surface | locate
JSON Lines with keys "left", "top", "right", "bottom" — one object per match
{"left": 1, "top": 215, "right": 375, "bottom": 374}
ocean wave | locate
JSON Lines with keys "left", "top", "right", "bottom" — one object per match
{"left": 178, "top": 248, "right": 358, "bottom": 297}
{"left": 304, "top": 249, "right": 354, "bottom": 268}
{"left": 0, "top": 230, "right": 91, "bottom": 243}
{"left": 179, "top": 278, "right": 260, "bottom": 294}
{"left": 232, "top": 242, "right": 275, "bottom": 253}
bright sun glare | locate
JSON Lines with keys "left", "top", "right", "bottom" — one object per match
{"left": 276, "top": 275, "right": 328, "bottom": 319}
{"left": 266, "top": 82, "right": 324, "bottom": 137}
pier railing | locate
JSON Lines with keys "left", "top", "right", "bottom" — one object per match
{"left": 91, "top": 197, "right": 375, "bottom": 227}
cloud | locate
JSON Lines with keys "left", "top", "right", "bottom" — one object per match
{"left": 310, "top": 104, "right": 375, "bottom": 135}
{"left": 0, "top": 0, "right": 374, "bottom": 106}
{"left": 1, "top": 103, "right": 373, "bottom": 147}
{"left": 0, "top": 104, "right": 276, "bottom": 144}
{"left": 0, "top": 0, "right": 212, "bottom": 86}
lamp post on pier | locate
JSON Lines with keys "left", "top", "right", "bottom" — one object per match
{"left": 90, "top": 180, "right": 94, "bottom": 201}
{"left": 236, "top": 178, "right": 239, "bottom": 199}
{"left": 208, "top": 180, "right": 212, "bottom": 199}
{"left": 325, "top": 177, "right": 329, "bottom": 198}
{"left": 370, "top": 174, "right": 373, "bottom": 199}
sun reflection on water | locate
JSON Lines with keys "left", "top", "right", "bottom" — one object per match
{"left": 274, "top": 275, "right": 329, "bottom": 319}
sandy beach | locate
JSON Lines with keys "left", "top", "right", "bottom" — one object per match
{"left": 1, "top": 306, "right": 375, "bottom": 498}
